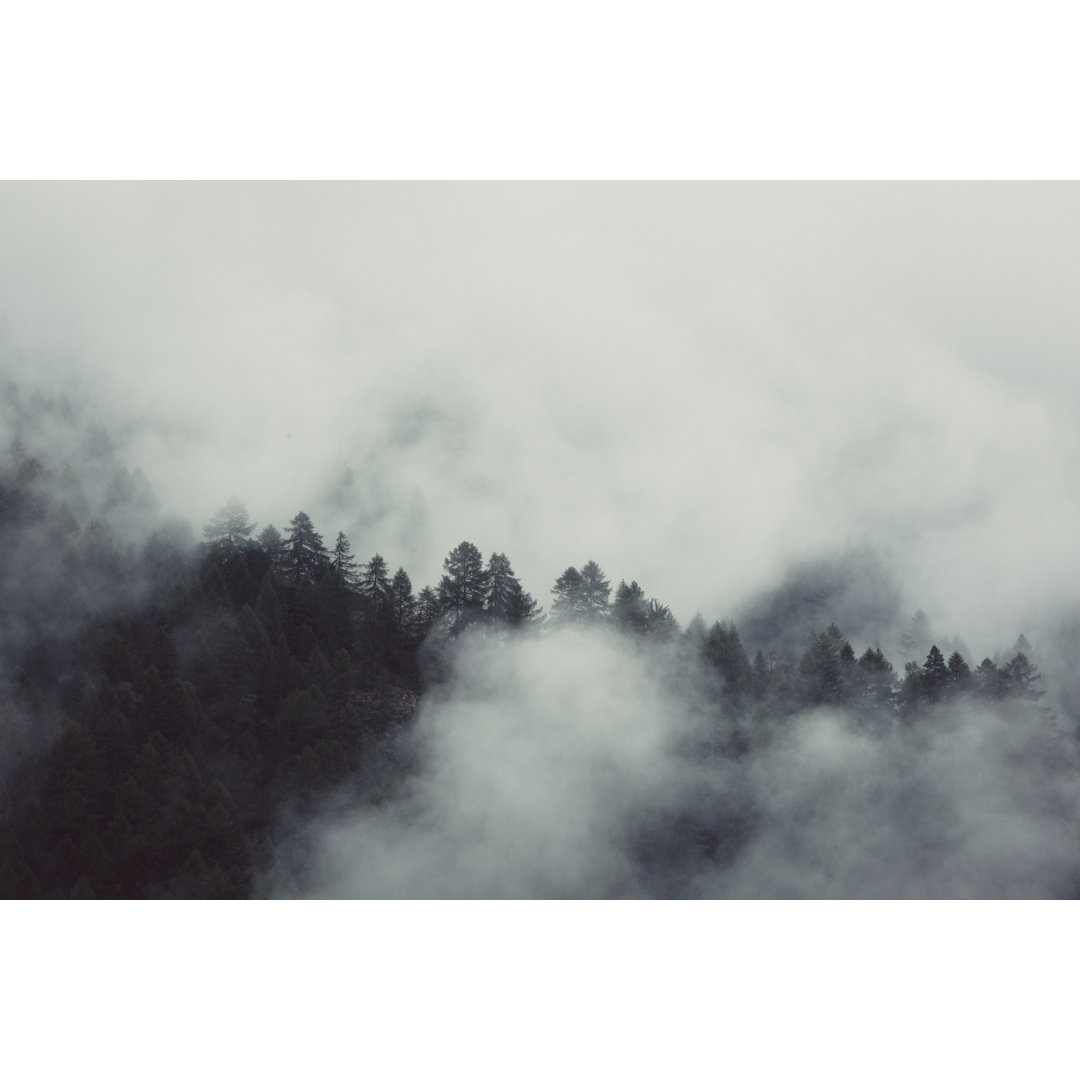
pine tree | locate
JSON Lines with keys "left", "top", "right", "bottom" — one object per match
{"left": 644, "top": 599, "right": 678, "bottom": 639}
{"left": 857, "top": 646, "right": 897, "bottom": 713}
{"left": 579, "top": 561, "right": 611, "bottom": 623}
{"left": 974, "top": 658, "right": 1006, "bottom": 700}
{"left": 486, "top": 553, "right": 516, "bottom": 621}
{"left": 415, "top": 586, "right": 441, "bottom": 634}
{"left": 611, "top": 580, "right": 648, "bottom": 634}
{"left": 1003, "top": 650, "right": 1045, "bottom": 701}
{"left": 899, "top": 660, "right": 924, "bottom": 715}
{"left": 391, "top": 567, "right": 417, "bottom": 634}
{"left": 486, "top": 553, "right": 541, "bottom": 627}
{"left": 438, "top": 542, "right": 489, "bottom": 625}
{"left": 284, "top": 512, "right": 328, "bottom": 584}
{"left": 900, "top": 610, "right": 931, "bottom": 664}
{"left": 705, "top": 620, "right": 753, "bottom": 693}
{"left": 838, "top": 640, "right": 857, "bottom": 701}
{"left": 922, "top": 644, "right": 949, "bottom": 703}
{"left": 257, "top": 524, "right": 288, "bottom": 572}
{"left": 358, "top": 554, "right": 394, "bottom": 616}
{"left": 332, "top": 532, "right": 360, "bottom": 591}
{"left": 683, "top": 613, "right": 708, "bottom": 650}
{"left": 506, "top": 582, "right": 543, "bottom": 626}
{"left": 799, "top": 627, "right": 846, "bottom": 706}
{"left": 947, "top": 651, "right": 972, "bottom": 693}
{"left": 551, "top": 567, "right": 586, "bottom": 624}
{"left": 203, "top": 497, "right": 257, "bottom": 548}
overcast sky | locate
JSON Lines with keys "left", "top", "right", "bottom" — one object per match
{"left": 2, "top": 182, "right": 1079, "bottom": 649}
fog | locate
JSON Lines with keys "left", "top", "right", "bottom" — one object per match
{"left": 3, "top": 182, "right": 1080, "bottom": 898}
{"left": 4, "top": 183, "right": 1080, "bottom": 641}
{"left": 268, "top": 626, "right": 1080, "bottom": 899}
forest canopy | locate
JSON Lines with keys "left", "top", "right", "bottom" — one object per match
{"left": 0, "top": 409, "right": 1077, "bottom": 900}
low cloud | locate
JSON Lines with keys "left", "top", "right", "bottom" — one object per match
{"left": 3, "top": 183, "right": 1080, "bottom": 641}
{"left": 3, "top": 183, "right": 1080, "bottom": 897}
{"left": 271, "top": 625, "right": 1080, "bottom": 899}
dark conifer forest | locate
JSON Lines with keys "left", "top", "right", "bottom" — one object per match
{"left": 3, "top": 386, "right": 1080, "bottom": 899}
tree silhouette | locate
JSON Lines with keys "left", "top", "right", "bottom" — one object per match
{"left": 579, "top": 561, "right": 611, "bottom": 623}
{"left": 486, "top": 553, "right": 541, "bottom": 627}
{"left": 332, "top": 532, "right": 360, "bottom": 591}
{"left": 358, "top": 553, "right": 394, "bottom": 617}
{"left": 391, "top": 567, "right": 417, "bottom": 635}
{"left": 438, "top": 542, "right": 489, "bottom": 630}
{"left": 285, "top": 512, "right": 328, "bottom": 584}
{"left": 611, "top": 580, "right": 648, "bottom": 634}
{"left": 922, "top": 645, "right": 949, "bottom": 704}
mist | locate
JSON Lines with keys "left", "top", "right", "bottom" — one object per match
{"left": 3, "top": 182, "right": 1080, "bottom": 899}
{"left": 265, "top": 621, "right": 1080, "bottom": 900}
{"left": 4, "top": 183, "right": 1080, "bottom": 640}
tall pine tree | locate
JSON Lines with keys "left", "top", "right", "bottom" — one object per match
{"left": 332, "top": 532, "right": 360, "bottom": 592}
{"left": 486, "top": 553, "right": 541, "bottom": 627}
{"left": 285, "top": 512, "right": 328, "bottom": 584}
{"left": 438, "top": 542, "right": 489, "bottom": 629}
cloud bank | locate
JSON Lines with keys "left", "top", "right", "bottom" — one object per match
{"left": 2, "top": 183, "right": 1079, "bottom": 644}
{"left": 269, "top": 626, "right": 1080, "bottom": 899}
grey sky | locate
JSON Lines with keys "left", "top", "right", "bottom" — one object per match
{"left": 2, "top": 182, "right": 1078, "bottom": 651}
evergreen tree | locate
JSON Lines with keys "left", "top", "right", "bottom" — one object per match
{"left": 438, "top": 542, "right": 489, "bottom": 625}
{"left": 857, "top": 646, "right": 897, "bottom": 714}
{"left": 799, "top": 625, "right": 849, "bottom": 706}
{"left": 1003, "top": 650, "right": 1045, "bottom": 702}
{"left": 391, "top": 568, "right": 417, "bottom": 635}
{"left": 551, "top": 567, "right": 587, "bottom": 624}
{"left": 683, "top": 613, "right": 708, "bottom": 650}
{"left": 551, "top": 562, "right": 610, "bottom": 626}
{"left": 257, "top": 524, "right": 288, "bottom": 572}
{"left": 974, "top": 658, "right": 1006, "bottom": 699}
{"left": 415, "top": 586, "right": 441, "bottom": 634}
{"left": 203, "top": 497, "right": 257, "bottom": 548}
{"left": 705, "top": 621, "right": 753, "bottom": 694}
{"left": 284, "top": 512, "right": 328, "bottom": 584}
{"left": 899, "top": 660, "right": 924, "bottom": 715}
{"left": 579, "top": 561, "right": 611, "bottom": 623}
{"left": 358, "top": 554, "right": 394, "bottom": 616}
{"left": 1012, "top": 633, "right": 1035, "bottom": 657}
{"left": 947, "top": 651, "right": 972, "bottom": 693}
{"left": 838, "top": 640, "right": 858, "bottom": 702}
{"left": 611, "top": 580, "right": 648, "bottom": 634}
{"left": 900, "top": 610, "right": 932, "bottom": 664}
{"left": 486, "top": 553, "right": 541, "bottom": 627}
{"left": 508, "top": 584, "right": 543, "bottom": 627}
{"left": 486, "top": 553, "right": 517, "bottom": 622}
{"left": 922, "top": 645, "right": 950, "bottom": 703}
{"left": 644, "top": 599, "right": 679, "bottom": 639}
{"left": 332, "top": 532, "right": 360, "bottom": 591}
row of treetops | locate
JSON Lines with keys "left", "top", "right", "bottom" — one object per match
{"left": 203, "top": 497, "right": 677, "bottom": 634}
{"left": 204, "top": 498, "right": 1046, "bottom": 713}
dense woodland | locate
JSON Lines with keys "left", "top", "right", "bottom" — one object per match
{"left": 0, "top": 415, "right": 1075, "bottom": 897}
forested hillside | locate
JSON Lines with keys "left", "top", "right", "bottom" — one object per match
{"left": 1, "top": 415, "right": 1077, "bottom": 898}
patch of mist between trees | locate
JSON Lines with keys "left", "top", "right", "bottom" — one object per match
{"left": 734, "top": 549, "right": 905, "bottom": 663}
{"left": 692, "top": 703, "right": 1080, "bottom": 899}
{"left": 266, "top": 625, "right": 1080, "bottom": 900}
